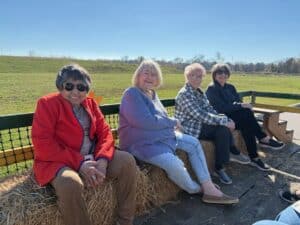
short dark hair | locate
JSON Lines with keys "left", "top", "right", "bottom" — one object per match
{"left": 56, "top": 64, "right": 91, "bottom": 91}
{"left": 211, "top": 63, "right": 231, "bottom": 80}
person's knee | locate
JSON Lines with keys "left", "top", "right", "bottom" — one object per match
{"left": 178, "top": 133, "right": 202, "bottom": 152}
{"left": 117, "top": 151, "right": 137, "bottom": 175}
{"left": 55, "top": 174, "right": 84, "bottom": 197}
{"left": 186, "top": 135, "right": 201, "bottom": 152}
{"left": 189, "top": 135, "right": 201, "bottom": 148}
{"left": 216, "top": 126, "right": 231, "bottom": 137}
{"left": 122, "top": 152, "right": 136, "bottom": 167}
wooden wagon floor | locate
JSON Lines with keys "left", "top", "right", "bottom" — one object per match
{"left": 134, "top": 114, "right": 300, "bottom": 225}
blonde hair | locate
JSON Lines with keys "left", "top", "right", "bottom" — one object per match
{"left": 132, "top": 59, "right": 163, "bottom": 88}
{"left": 184, "top": 63, "right": 206, "bottom": 81}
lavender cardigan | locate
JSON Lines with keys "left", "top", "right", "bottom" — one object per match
{"left": 118, "top": 87, "right": 177, "bottom": 160}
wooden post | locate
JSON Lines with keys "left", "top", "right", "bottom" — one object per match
{"left": 251, "top": 92, "right": 256, "bottom": 105}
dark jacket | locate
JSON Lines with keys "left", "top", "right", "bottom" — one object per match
{"left": 206, "top": 81, "right": 243, "bottom": 114}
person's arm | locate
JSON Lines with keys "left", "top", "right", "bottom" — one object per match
{"left": 231, "top": 85, "right": 242, "bottom": 103}
{"left": 176, "top": 92, "right": 228, "bottom": 126}
{"left": 229, "top": 85, "right": 254, "bottom": 109}
{"left": 32, "top": 98, "right": 84, "bottom": 171}
{"left": 206, "top": 85, "right": 242, "bottom": 114}
{"left": 90, "top": 99, "right": 115, "bottom": 162}
{"left": 120, "top": 88, "right": 177, "bottom": 130}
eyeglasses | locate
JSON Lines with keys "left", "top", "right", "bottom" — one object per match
{"left": 190, "top": 74, "right": 203, "bottom": 79}
{"left": 215, "top": 70, "right": 229, "bottom": 76}
{"left": 63, "top": 82, "right": 88, "bottom": 92}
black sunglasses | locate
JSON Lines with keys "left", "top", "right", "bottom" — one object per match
{"left": 215, "top": 70, "right": 229, "bottom": 75}
{"left": 64, "top": 82, "right": 88, "bottom": 92}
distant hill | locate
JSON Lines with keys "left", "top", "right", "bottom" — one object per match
{"left": 0, "top": 56, "right": 182, "bottom": 74}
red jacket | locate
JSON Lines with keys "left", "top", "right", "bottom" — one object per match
{"left": 32, "top": 93, "right": 115, "bottom": 186}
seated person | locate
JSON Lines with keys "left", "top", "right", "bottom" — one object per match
{"left": 32, "top": 64, "right": 137, "bottom": 225}
{"left": 118, "top": 59, "right": 238, "bottom": 204}
{"left": 175, "top": 63, "right": 249, "bottom": 185}
{"left": 206, "top": 63, "right": 284, "bottom": 171}
{"left": 252, "top": 200, "right": 300, "bottom": 225}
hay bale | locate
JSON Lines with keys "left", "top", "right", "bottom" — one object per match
{"left": 148, "top": 166, "right": 181, "bottom": 206}
{"left": 2, "top": 136, "right": 249, "bottom": 225}
{"left": 134, "top": 168, "right": 155, "bottom": 215}
{"left": 200, "top": 140, "right": 216, "bottom": 173}
{"left": 0, "top": 165, "right": 182, "bottom": 225}
{"left": 232, "top": 130, "right": 247, "bottom": 154}
{"left": 0, "top": 170, "right": 117, "bottom": 225}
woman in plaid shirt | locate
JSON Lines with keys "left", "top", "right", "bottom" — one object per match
{"left": 119, "top": 59, "right": 238, "bottom": 204}
{"left": 175, "top": 63, "right": 249, "bottom": 185}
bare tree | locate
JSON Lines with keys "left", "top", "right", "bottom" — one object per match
{"left": 215, "top": 52, "right": 224, "bottom": 63}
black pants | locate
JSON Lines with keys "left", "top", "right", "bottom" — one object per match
{"left": 227, "top": 108, "right": 267, "bottom": 159}
{"left": 199, "top": 124, "right": 237, "bottom": 170}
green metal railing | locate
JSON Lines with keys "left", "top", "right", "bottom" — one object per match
{"left": 0, "top": 100, "right": 176, "bottom": 176}
{"left": 243, "top": 91, "right": 300, "bottom": 113}
{"left": 1, "top": 91, "right": 300, "bottom": 176}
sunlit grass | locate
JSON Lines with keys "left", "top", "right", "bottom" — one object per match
{"left": 1, "top": 72, "right": 300, "bottom": 115}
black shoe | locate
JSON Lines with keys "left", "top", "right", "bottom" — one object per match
{"left": 279, "top": 190, "right": 300, "bottom": 203}
{"left": 213, "top": 169, "right": 232, "bottom": 184}
{"left": 259, "top": 139, "right": 285, "bottom": 150}
{"left": 230, "top": 152, "right": 251, "bottom": 165}
{"left": 250, "top": 158, "right": 271, "bottom": 171}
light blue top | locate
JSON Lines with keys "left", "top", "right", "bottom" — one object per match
{"left": 118, "top": 87, "right": 178, "bottom": 160}
{"left": 252, "top": 201, "right": 300, "bottom": 225}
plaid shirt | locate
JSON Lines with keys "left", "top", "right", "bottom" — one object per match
{"left": 175, "top": 83, "right": 229, "bottom": 138}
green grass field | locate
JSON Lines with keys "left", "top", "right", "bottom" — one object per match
{"left": 1, "top": 72, "right": 300, "bottom": 115}
{"left": 1, "top": 56, "right": 300, "bottom": 115}
{"left": 1, "top": 57, "right": 300, "bottom": 175}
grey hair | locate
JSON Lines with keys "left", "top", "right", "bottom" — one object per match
{"left": 55, "top": 64, "right": 91, "bottom": 91}
{"left": 184, "top": 63, "right": 206, "bottom": 82}
{"left": 132, "top": 59, "right": 163, "bottom": 88}
{"left": 211, "top": 63, "right": 231, "bottom": 80}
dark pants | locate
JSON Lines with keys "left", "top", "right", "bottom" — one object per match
{"left": 199, "top": 124, "right": 235, "bottom": 170}
{"left": 227, "top": 108, "right": 267, "bottom": 159}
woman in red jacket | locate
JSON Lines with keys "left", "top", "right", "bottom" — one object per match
{"left": 32, "top": 64, "right": 137, "bottom": 225}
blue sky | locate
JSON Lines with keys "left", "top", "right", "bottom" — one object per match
{"left": 1, "top": 0, "right": 300, "bottom": 63}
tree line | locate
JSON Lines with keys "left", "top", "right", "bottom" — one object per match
{"left": 121, "top": 55, "right": 300, "bottom": 74}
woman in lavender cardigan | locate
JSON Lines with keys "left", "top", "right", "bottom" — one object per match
{"left": 118, "top": 59, "right": 238, "bottom": 205}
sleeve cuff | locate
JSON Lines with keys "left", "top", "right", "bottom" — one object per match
{"left": 95, "top": 156, "right": 110, "bottom": 162}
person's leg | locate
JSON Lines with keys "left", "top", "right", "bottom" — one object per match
{"left": 199, "top": 124, "right": 230, "bottom": 170}
{"left": 275, "top": 203, "right": 300, "bottom": 224}
{"left": 145, "top": 152, "right": 201, "bottom": 194}
{"left": 175, "top": 131, "right": 211, "bottom": 183}
{"left": 232, "top": 117, "right": 259, "bottom": 159}
{"left": 199, "top": 124, "right": 232, "bottom": 184}
{"left": 229, "top": 108, "right": 266, "bottom": 140}
{"left": 175, "top": 132, "right": 240, "bottom": 203}
{"left": 229, "top": 109, "right": 263, "bottom": 158}
{"left": 106, "top": 151, "right": 137, "bottom": 225}
{"left": 228, "top": 109, "right": 271, "bottom": 171}
{"left": 51, "top": 167, "right": 92, "bottom": 225}
{"left": 229, "top": 109, "right": 284, "bottom": 149}
{"left": 226, "top": 127, "right": 251, "bottom": 164}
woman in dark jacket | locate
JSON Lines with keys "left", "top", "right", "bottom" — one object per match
{"left": 206, "top": 63, "right": 284, "bottom": 171}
